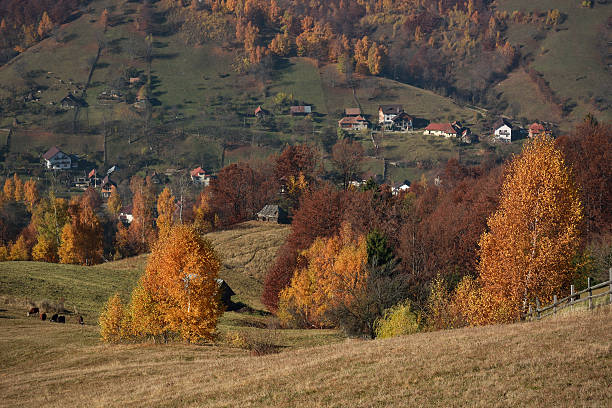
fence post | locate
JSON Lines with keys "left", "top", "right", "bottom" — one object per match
{"left": 570, "top": 285, "right": 575, "bottom": 305}
{"left": 553, "top": 295, "right": 557, "bottom": 314}
{"left": 609, "top": 268, "right": 612, "bottom": 305}
{"left": 536, "top": 298, "right": 541, "bottom": 320}
{"left": 588, "top": 277, "right": 593, "bottom": 310}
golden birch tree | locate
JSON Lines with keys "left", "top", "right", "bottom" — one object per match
{"left": 474, "top": 135, "right": 583, "bottom": 324}
{"left": 156, "top": 187, "right": 175, "bottom": 240}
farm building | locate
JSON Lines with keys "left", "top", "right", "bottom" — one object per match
{"left": 424, "top": 123, "right": 458, "bottom": 138}
{"left": 254, "top": 105, "right": 270, "bottom": 118}
{"left": 60, "top": 93, "right": 87, "bottom": 110}
{"left": 216, "top": 279, "right": 235, "bottom": 308}
{"left": 190, "top": 167, "right": 214, "bottom": 186}
{"left": 257, "top": 205, "right": 288, "bottom": 223}
{"left": 528, "top": 122, "right": 552, "bottom": 138}
{"left": 338, "top": 115, "right": 369, "bottom": 131}
{"left": 290, "top": 106, "right": 312, "bottom": 115}
{"left": 344, "top": 107, "right": 362, "bottom": 116}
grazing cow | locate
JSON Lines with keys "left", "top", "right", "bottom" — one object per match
{"left": 40, "top": 313, "right": 47, "bottom": 321}
{"left": 50, "top": 313, "right": 58, "bottom": 322}
{"left": 75, "top": 315, "right": 84, "bottom": 325}
{"left": 57, "top": 315, "right": 65, "bottom": 323}
{"left": 27, "top": 307, "right": 39, "bottom": 316}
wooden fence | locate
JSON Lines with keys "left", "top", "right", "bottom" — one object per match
{"left": 527, "top": 268, "right": 612, "bottom": 320}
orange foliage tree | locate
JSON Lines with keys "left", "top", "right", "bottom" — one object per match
{"left": 107, "top": 185, "right": 122, "bottom": 217}
{"left": 58, "top": 198, "right": 103, "bottom": 265}
{"left": 128, "top": 176, "right": 156, "bottom": 253}
{"left": 469, "top": 136, "right": 583, "bottom": 324}
{"left": 23, "top": 180, "right": 39, "bottom": 210}
{"left": 12, "top": 174, "right": 23, "bottom": 201}
{"left": 3, "top": 177, "right": 14, "bottom": 200}
{"left": 278, "top": 224, "right": 367, "bottom": 328}
{"left": 135, "top": 225, "right": 223, "bottom": 342}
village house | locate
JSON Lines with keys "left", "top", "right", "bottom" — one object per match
{"left": 391, "top": 112, "right": 414, "bottom": 131}
{"left": 97, "top": 89, "right": 122, "bottom": 101}
{"left": 493, "top": 118, "right": 518, "bottom": 142}
{"left": 290, "top": 105, "right": 312, "bottom": 116}
{"left": 60, "top": 93, "right": 87, "bottom": 110}
{"left": 119, "top": 205, "right": 134, "bottom": 225}
{"left": 190, "top": 167, "right": 214, "bottom": 186}
{"left": 257, "top": 204, "right": 288, "bottom": 223}
{"left": 338, "top": 115, "right": 369, "bottom": 131}
{"left": 423, "top": 123, "right": 459, "bottom": 138}
{"left": 378, "top": 105, "right": 404, "bottom": 127}
{"left": 43, "top": 146, "right": 72, "bottom": 170}
{"left": 100, "top": 176, "right": 116, "bottom": 199}
{"left": 391, "top": 180, "right": 411, "bottom": 195}
{"left": 528, "top": 122, "right": 551, "bottom": 138}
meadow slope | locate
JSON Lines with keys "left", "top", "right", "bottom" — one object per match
{"left": 0, "top": 304, "right": 610, "bottom": 407}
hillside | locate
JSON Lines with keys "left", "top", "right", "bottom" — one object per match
{"left": 0, "top": 299, "right": 610, "bottom": 407}
{"left": 0, "top": 221, "right": 289, "bottom": 320}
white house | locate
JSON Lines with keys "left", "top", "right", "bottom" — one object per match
{"left": 493, "top": 118, "right": 517, "bottom": 142}
{"left": 43, "top": 146, "right": 71, "bottom": 169}
{"left": 378, "top": 105, "right": 404, "bottom": 126}
{"left": 392, "top": 180, "right": 411, "bottom": 195}
{"left": 190, "top": 167, "right": 214, "bottom": 186}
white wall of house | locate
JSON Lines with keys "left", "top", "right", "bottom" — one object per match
{"left": 495, "top": 124, "right": 513, "bottom": 141}
{"left": 45, "top": 152, "right": 71, "bottom": 169}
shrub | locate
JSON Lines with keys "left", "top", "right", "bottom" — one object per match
{"left": 374, "top": 300, "right": 420, "bottom": 339}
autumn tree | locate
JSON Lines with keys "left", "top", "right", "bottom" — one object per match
{"left": 12, "top": 174, "right": 23, "bottom": 201}
{"left": 210, "top": 162, "right": 276, "bottom": 226}
{"left": 107, "top": 185, "right": 122, "bottom": 217}
{"left": 99, "top": 293, "right": 127, "bottom": 343}
{"left": 100, "top": 9, "right": 109, "bottom": 32}
{"left": 557, "top": 119, "right": 612, "bottom": 237}
{"left": 128, "top": 176, "right": 156, "bottom": 253}
{"left": 9, "top": 235, "right": 30, "bottom": 260}
{"left": 156, "top": 187, "right": 176, "bottom": 239}
{"left": 37, "top": 11, "right": 53, "bottom": 38}
{"left": 3, "top": 177, "right": 14, "bottom": 200}
{"left": 58, "top": 198, "right": 103, "bottom": 265}
{"left": 262, "top": 184, "right": 344, "bottom": 311}
{"left": 23, "top": 180, "right": 39, "bottom": 210}
{"left": 31, "top": 193, "right": 69, "bottom": 262}
{"left": 192, "top": 190, "right": 215, "bottom": 234}
{"left": 135, "top": 225, "right": 223, "bottom": 342}
{"left": 278, "top": 223, "right": 367, "bottom": 328}
{"left": 473, "top": 136, "right": 583, "bottom": 324}
{"left": 331, "top": 138, "right": 364, "bottom": 190}
{"left": 367, "top": 43, "right": 387, "bottom": 75}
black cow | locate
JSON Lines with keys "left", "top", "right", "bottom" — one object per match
{"left": 27, "top": 307, "right": 39, "bottom": 316}
{"left": 50, "top": 313, "right": 58, "bottom": 322}
{"left": 57, "top": 315, "right": 65, "bottom": 323}
{"left": 40, "top": 313, "right": 47, "bottom": 321}
{"left": 75, "top": 315, "right": 84, "bottom": 325}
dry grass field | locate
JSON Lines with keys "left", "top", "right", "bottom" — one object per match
{"left": 0, "top": 304, "right": 610, "bottom": 407}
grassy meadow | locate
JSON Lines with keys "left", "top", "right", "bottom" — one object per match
{"left": 0, "top": 298, "right": 610, "bottom": 407}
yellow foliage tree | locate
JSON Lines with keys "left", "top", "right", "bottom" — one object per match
{"left": 23, "top": 180, "right": 39, "bottom": 210}
{"left": 137, "top": 225, "right": 222, "bottom": 342}
{"left": 473, "top": 135, "right": 583, "bottom": 324}
{"left": 32, "top": 236, "right": 59, "bottom": 263}
{"left": 0, "top": 246, "right": 8, "bottom": 261}
{"left": 192, "top": 190, "right": 214, "bottom": 234}
{"left": 3, "top": 177, "right": 14, "bottom": 200}
{"left": 58, "top": 223, "right": 79, "bottom": 264}
{"left": 99, "top": 293, "right": 127, "bottom": 343}
{"left": 12, "top": 174, "right": 23, "bottom": 201}
{"left": 107, "top": 185, "right": 122, "bottom": 217}
{"left": 58, "top": 200, "right": 103, "bottom": 265}
{"left": 9, "top": 235, "right": 30, "bottom": 261}
{"left": 279, "top": 224, "right": 367, "bottom": 328}
{"left": 156, "top": 187, "right": 175, "bottom": 240}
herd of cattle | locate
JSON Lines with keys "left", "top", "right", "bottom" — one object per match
{"left": 27, "top": 307, "right": 84, "bottom": 325}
